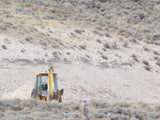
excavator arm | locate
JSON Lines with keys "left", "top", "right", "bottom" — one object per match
{"left": 47, "top": 65, "right": 54, "bottom": 101}
{"left": 47, "top": 65, "right": 63, "bottom": 102}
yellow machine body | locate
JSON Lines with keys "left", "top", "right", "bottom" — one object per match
{"left": 31, "top": 65, "right": 63, "bottom": 102}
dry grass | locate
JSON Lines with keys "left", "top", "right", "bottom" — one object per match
{"left": 0, "top": 99, "right": 82, "bottom": 119}
{"left": 1, "top": 99, "right": 160, "bottom": 120}
{"left": 156, "top": 61, "right": 160, "bottom": 67}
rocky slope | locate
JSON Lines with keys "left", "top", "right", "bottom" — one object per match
{"left": 0, "top": 0, "right": 160, "bottom": 103}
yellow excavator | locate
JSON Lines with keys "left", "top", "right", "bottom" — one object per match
{"left": 31, "top": 65, "right": 64, "bottom": 102}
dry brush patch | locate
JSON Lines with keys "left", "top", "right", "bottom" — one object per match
{"left": 1, "top": 99, "right": 160, "bottom": 120}
{"left": 89, "top": 101, "right": 160, "bottom": 120}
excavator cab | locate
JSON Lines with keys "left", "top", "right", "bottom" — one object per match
{"left": 31, "top": 65, "right": 63, "bottom": 102}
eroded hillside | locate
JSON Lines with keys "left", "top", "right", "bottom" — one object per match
{"left": 0, "top": 0, "right": 160, "bottom": 103}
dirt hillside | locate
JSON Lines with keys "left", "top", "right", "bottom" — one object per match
{"left": 0, "top": 0, "right": 160, "bottom": 104}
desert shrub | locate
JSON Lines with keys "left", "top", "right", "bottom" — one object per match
{"left": 104, "top": 43, "right": 110, "bottom": 49}
{"left": 52, "top": 52, "right": 61, "bottom": 62}
{"left": 79, "top": 57, "right": 91, "bottom": 64}
{"left": 132, "top": 0, "right": 140, "bottom": 2}
{"left": 96, "top": 102, "right": 107, "bottom": 108}
{"left": 75, "top": 29, "right": 84, "bottom": 34}
{"left": 90, "top": 101, "right": 107, "bottom": 108}
{"left": 1, "top": 45, "right": 7, "bottom": 50}
{"left": 156, "top": 61, "right": 160, "bottom": 66}
{"left": 21, "top": 107, "right": 31, "bottom": 114}
{"left": 112, "top": 107, "right": 123, "bottom": 114}
{"left": 1, "top": 99, "right": 23, "bottom": 111}
{"left": 52, "top": 44, "right": 59, "bottom": 49}
{"left": 79, "top": 44, "right": 86, "bottom": 50}
{"left": 20, "top": 99, "right": 38, "bottom": 108}
{"left": 117, "top": 102, "right": 131, "bottom": 108}
{"left": 136, "top": 102, "right": 148, "bottom": 109}
{"left": 71, "top": 104, "right": 80, "bottom": 111}
{"left": 139, "top": 13, "right": 145, "bottom": 20}
{"left": 153, "top": 56, "right": 160, "bottom": 60}
{"left": 96, "top": 39, "right": 102, "bottom": 43}
{"left": 40, "top": 41, "right": 47, "bottom": 46}
{"left": 86, "top": 0, "right": 96, "bottom": 8}
{"left": 144, "top": 66, "right": 151, "bottom": 71}
{"left": 42, "top": 13, "right": 54, "bottom": 20}
{"left": 121, "top": 108, "right": 133, "bottom": 116}
{"left": 134, "top": 113, "right": 144, "bottom": 120}
{"left": 131, "top": 54, "right": 138, "bottom": 62}
{"left": 123, "top": 42, "right": 129, "bottom": 48}
{"left": 112, "top": 42, "right": 118, "bottom": 49}
{"left": 5, "top": 111, "right": 18, "bottom": 117}
{"left": 38, "top": 101, "right": 61, "bottom": 111}
{"left": 154, "top": 105, "right": 160, "bottom": 112}
{"left": 119, "top": 114, "right": 130, "bottom": 120}
{"left": 104, "top": 32, "right": 110, "bottom": 37}
{"left": 95, "top": 112, "right": 105, "bottom": 118}
{"left": 0, "top": 113, "right": 4, "bottom": 118}
{"left": 143, "top": 60, "right": 149, "bottom": 66}
{"left": 25, "top": 37, "right": 32, "bottom": 42}
{"left": 102, "top": 55, "right": 108, "bottom": 60}
{"left": 90, "top": 109, "right": 106, "bottom": 118}
{"left": 21, "top": 49, "right": 26, "bottom": 53}
{"left": 150, "top": 111, "right": 160, "bottom": 119}
{"left": 154, "top": 51, "right": 160, "bottom": 55}
{"left": 16, "top": 7, "right": 33, "bottom": 14}
{"left": 98, "top": 0, "right": 107, "bottom": 3}
{"left": 90, "top": 101, "right": 99, "bottom": 108}
{"left": 19, "top": 116, "right": 34, "bottom": 120}
{"left": 153, "top": 41, "right": 160, "bottom": 46}
{"left": 152, "top": 34, "right": 160, "bottom": 41}
{"left": 102, "top": 47, "right": 106, "bottom": 51}
{"left": 66, "top": 52, "right": 71, "bottom": 55}
{"left": 96, "top": 4, "right": 102, "bottom": 9}
{"left": 143, "top": 46, "right": 149, "bottom": 51}
{"left": 92, "top": 30, "right": 103, "bottom": 36}
{"left": 98, "top": 62, "right": 109, "bottom": 68}
{"left": 71, "top": 113, "right": 81, "bottom": 118}
{"left": 70, "top": 32, "right": 76, "bottom": 38}
{"left": 104, "top": 42, "right": 118, "bottom": 49}
{"left": 111, "top": 114, "right": 120, "bottom": 120}
{"left": 45, "top": 53, "right": 48, "bottom": 57}
{"left": 130, "top": 38, "right": 137, "bottom": 43}
{"left": 36, "top": 0, "right": 49, "bottom": 6}
{"left": 130, "top": 117, "right": 139, "bottom": 120}
{"left": 63, "top": 58, "right": 72, "bottom": 64}
{"left": 2, "top": 99, "right": 160, "bottom": 119}
{"left": 31, "top": 111, "right": 49, "bottom": 118}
